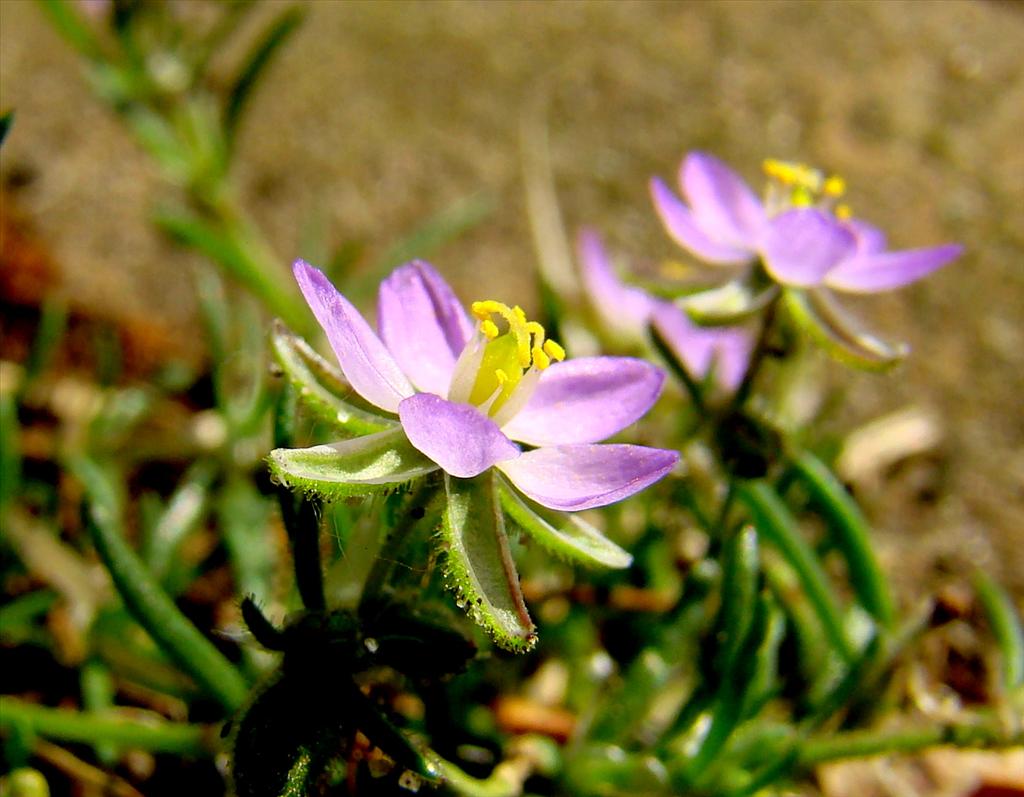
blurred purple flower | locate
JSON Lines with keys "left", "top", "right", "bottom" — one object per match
{"left": 651, "top": 152, "right": 962, "bottom": 291}
{"left": 578, "top": 229, "right": 752, "bottom": 391}
{"left": 293, "top": 259, "right": 678, "bottom": 511}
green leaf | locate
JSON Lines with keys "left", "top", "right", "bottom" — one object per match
{"left": 736, "top": 480, "right": 855, "bottom": 662}
{"left": 269, "top": 320, "right": 395, "bottom": 437}
{"left": 69, "top": 456, "right": 250, "bottom": 713}
{"left": 684, "top": 282, "right": 779, "bottom": 327}
{"left": 0, "top": 110, "right": 14, "bottom": 148}
{"left": 714, "top": 526, "right": 761, "bottom": 678}
{"left": 156, "top": 211, "right": 310, "bottom": 334}
{"left": 974, "top": 570, "right": 1024, "bottom": 691}
{"left": 141, "top": 460, "right": 216, "bottom": 582}
{"left": 0, "top": 390, "right": 20, "bottom": 515}
{"left": 224, "top": 5, "right": 306, "bottom": 148}
{"left": 790, "top": 450, "right": 895, "bottom": 627}
{"left": 440, "top": 472, "right": 536, "bottom": 652}
{"left": 268, "top": 428, "right": 437, "bottom": 501}
{"left": 37, "top": 0, "right": 106, "bottom": 61}
{"left": 498, "top": 479, "right": 632, "bottom": 569}
{"left": 782, "top": 288, "right": 905, "bottom": 371}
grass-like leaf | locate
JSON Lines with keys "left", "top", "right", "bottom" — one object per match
{"left": 440, "top": 472, "right": 536, "bottom": 652}
{"left": 790, "top": 450, "right": 895, "bottom": 627}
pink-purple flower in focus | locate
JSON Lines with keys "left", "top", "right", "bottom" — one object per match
{"left": 650, "top": 152, "right": 963, "bottom": 292}
{"left": 291, "top": 259, "right": 678, "bottom": 512}
{"left": 578, "top": 229, "right": 752, "bottom": 392}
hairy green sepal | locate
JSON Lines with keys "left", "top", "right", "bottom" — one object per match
{"left": 440, "top": 472, "right": 536, "bottom": 652}
{"left": 270, "top": 320, "right": 396, "bottom": 437}
{"left": 498, "top": 478, "right": 632, "bottom": 569}
{"left": 268, "top": 428, "right": 437, "bottom": 501}
{"left": 783, "top": 289, "right": 905, "bottom": 371}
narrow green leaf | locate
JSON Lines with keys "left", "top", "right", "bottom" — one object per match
{"left": 24, "top": 297, "right": 68, "bottom": 385}
{"left": 783, "top": 288, "right": 905, "bottom": 371}
{"left": 440, "top": 472, "right": 536, "bottom": 652}
{"left": 156, "top": 211, "right": 309, "bottom": 333}
{"left": 142, "top": 460, "right": 216, "bottom": 582}
{"left": 70, "top": 456, "right": 250, "bottom": 713}
{"left": 269, "top": 320, "right": 395, "bottom": 437}
{"left": 368, "top": 193, "right": 495, "bottom": 282}
{"left": 589, "top": 649, "right": 672, "bottom": 743}
{"left": 0, "top": 390, "right": 20, "bottom": 514}
{"left": 684, "top": 282, "right": 779, "bottom": 327}
{"left": 219, "top": 477, "right": 275, "bottom": 605}
{"left": 80, "top": 660, "right": 118, "bottom": 763}
{"left": 0, "top": 110, "right": 14, "bottom": 148}
{"left": 268, "top": 428, "right": 437, "bottom": 501}
{"left": 36, "top": 0, "right": 106, "bottom": 61}
{"left": 0, "top": 697, "right": 214, "bottom": 756}
{"left": 498, "top": 479, "right": 631, "bottom": 569}
{"left": 736, "top": 480, "right": 854, "bottom": 662}
{"left": 224, "top": 5, "right": 306, "bottom": 146}
{"left": 974, "top": 570, "right": 1024, "bottom": 691}
{"left": 790, "top": 450, "right": 895, "bottom": 626}
{"left": 714, "top": 526, "right": 760, "bottom": 678}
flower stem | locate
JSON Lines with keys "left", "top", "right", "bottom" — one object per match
{"left": 729, "top": 294, "right": 779, "bottom": 413}
{"left": 0, "top": 697, "right": 217, "bottom": 756}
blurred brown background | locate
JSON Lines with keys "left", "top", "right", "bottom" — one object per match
{"left": 2, "top": 0, "right": 1022, "bottom": 599}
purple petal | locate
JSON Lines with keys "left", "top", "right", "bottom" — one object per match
{"left": 293, "top": 260, "right": 414, "bottom": 412}
{"left": 501, "top": 357, "right": 665, "bottom": 447}
{"left": 682, "top": 151, "right": 767, "bottom": 250}
{"left": 498, "top": 444, "right": 679, "bottom": 512}
{"left": 650, "top": 178, "right": 758, "bottom": 265}
{"left": 759, "top": 209, "right": 857, "bottom": 287}
{"left": 577, "top": 229, "right": 658, "bottom": 335}
{"left": 398, "top": 393, "right": 520, "bottom": 479}
{"left": 377, "top": 260, "right": 474, "bottom": 395}
{"left": 824, "top": 244, "right": 963, "bottom": 294}
{"left": 844, "top": 219, "right": 887, "bottom": 256}
{"left": 651, "top": 303, "right": 752, "bottom": 390}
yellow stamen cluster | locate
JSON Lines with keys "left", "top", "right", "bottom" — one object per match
{"left": 763, "top": 158, "right": 850, "bottom": 217}
{"left": 470, "top": 300, "right": 565, "bottom": 372}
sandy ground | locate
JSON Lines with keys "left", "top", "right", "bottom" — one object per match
{"left": 1, "top": 0, "right": 1022, "bottom": 600}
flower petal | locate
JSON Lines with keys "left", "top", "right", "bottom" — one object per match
{"left": 577, "top": 229, "right": 658, "bottom": 337}
{"left": 398, "top": 393, "right": 520, "bottom": 479}
{"left": 293, "top": 260, "right": 414, "bottom": 412}
{"left": 501, "top": 357, "right": 665, "bottom": 447}
{"left": 498, "top": 444, "right": 679, "bottom": 512}
{"left": 652, "top": 303, "right": 751, "bottom": 390}
{"left": 682, "top": 151, "right": 766, "bottom": 250}
{"left": 845, "top": 219, "right": 887, "bottom": 256}
{"left": 759, "top": 209, "right": 856, "bottom": 287}
{"left": 650, "top": 178, "right": 757, "bottom": 265}
{"left": 377, "top": 260, "right": 475, "bottom": 395}
{"left": 824, "top": 244, "right": 963, "bottom": 294}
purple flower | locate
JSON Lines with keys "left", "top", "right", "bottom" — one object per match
{"left": 292, "top": 259, "right": 678, "bottom": 511}
{"left": 651, "top": 152, "right": 962, "bottom": 291}
{"left": 578, "top": 229, "right": 752, "bottom": 392}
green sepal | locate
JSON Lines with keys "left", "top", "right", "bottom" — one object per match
{"left": 498, "top": 478, "right": 632, "bottom": 569}
{"left": 270, "top": 320, "right": 396, "bottom": 437}
{"left": 268, "top": 428, "right": 438, "bottom": 501}
{"left": 684, "top": 282, "right": 779, "bottom": 327}
{"left": 782, "top": 288, "right": 905, "bottom": 371}
{"left": 440, "top": 472, "right": 536, "bottom": 653}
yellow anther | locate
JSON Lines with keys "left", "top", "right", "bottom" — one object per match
{"left": 470, "top": 297, "right": 565, "bottom": 377}
{"left": 495, "top": 369, "right": 508, "bottom": 386}
{"left": 542, "top": 339, "right": 565, "bottom": 362}
{"left": 835, "top": 203, "right": 853, "bottom": 220}
{"left": 791, "top": 187, "right": 814, "bottom": 207}
{"left": 823, "top": 175, "right": 846, "bottom": 197}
